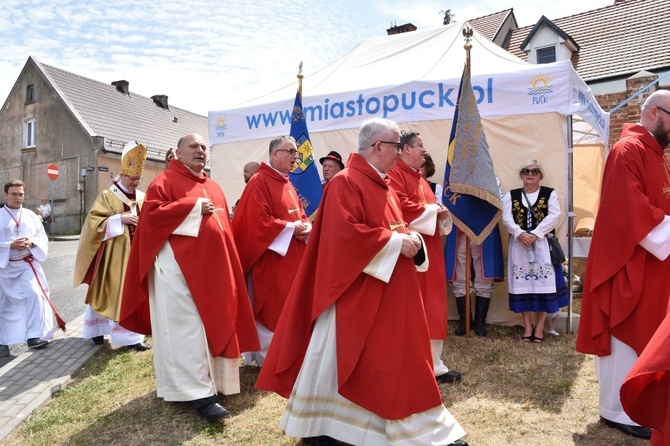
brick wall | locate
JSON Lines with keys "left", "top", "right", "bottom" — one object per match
{"left": 594, "top": 72, "right": 664, "bottom": 147}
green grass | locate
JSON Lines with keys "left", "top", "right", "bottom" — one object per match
{"left": 2, "top": 324, "right": 649, "bottom": 446}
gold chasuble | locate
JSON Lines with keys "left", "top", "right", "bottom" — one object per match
{"left": 73, "top": 187, "right": 144, "bottom": 321}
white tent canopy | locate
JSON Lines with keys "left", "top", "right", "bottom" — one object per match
{"left": 208, "top": 23, "right": 609, "bottom": 326}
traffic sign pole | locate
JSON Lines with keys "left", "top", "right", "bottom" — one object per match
{"left": 46, "top": 164, "right": 59, "bottom": 238}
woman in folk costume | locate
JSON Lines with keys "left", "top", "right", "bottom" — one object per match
{"left": 502, "top": 159, "right": 568, "bottom": 344}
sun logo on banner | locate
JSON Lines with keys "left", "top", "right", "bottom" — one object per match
{"left": 291, "top": 133, "right": 315, "bottom": 174}
{"left": 214, "top": 116, "right": 228, "bottom": 137}
{"left": 527, "top": 74, "right": 554, "bottom": 105}
{"left": 528, "top": 74, "right": 553, "bottom": 95}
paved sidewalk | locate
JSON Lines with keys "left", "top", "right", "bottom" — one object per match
{"left": 0, "top": 313, "right": 100, "bottom": 442}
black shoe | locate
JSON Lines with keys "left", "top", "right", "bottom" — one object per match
{"left": 91, "top": 335, "right": 104, "bottom": 345}
{"left": 0, "top": 344, "right": 9, "bottom": 357}
{"left": 27, "top": 338, "right": 48, "bottom": 349}
{"left": 128, "top": 341, "right": 151, "bottom": 351}
{"left": 448, "top": 441, "right": 469, "bottom": 446}
{"left": 196, "top": 402, "right": 230, "bottom": 423}
{"left": 301, "top": 436, "right": 338, "bottom": 446}
{"left": 436, "top": 370, "right": 462, "bottom": 384}
{"left": 600, "top": 417, "right": 652, "bottom": 439}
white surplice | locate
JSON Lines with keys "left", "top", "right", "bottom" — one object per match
{"left": 148, "top": 199, "right": 239, "bottom": 401}
{"left": 282, "top": 233, "right": 465, "bottom": 445}
{"left": 0, "top": 206, "right": 54, "bottom": 345}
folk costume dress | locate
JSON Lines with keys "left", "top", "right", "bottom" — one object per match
{"left": 387, "top": 158, "right": 452, "bottom": 376}
{"left": 74, "top": 182, "right": 145, "bottom": 346}
{"left": 577, "top": 123, "right": 670, "bottom": 425}
{"left": 119, "top": 160, "right": 259, "bottom": 401}
{"left": 231, "top": 162, "right": 309, "bottom": 366}
{"left": 0, "top": 206, "right": 63, "bottom": 344}
{"left": 256, "top": 153, "right": 466, "bottom": 446}
{"left": 502, "top": 186, "right": 568, "bottom": 313}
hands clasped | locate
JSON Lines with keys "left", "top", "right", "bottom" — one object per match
{"left": 293, "top": 221, "right": 312, "bottom": 241}
{"left": 11, "top": 237, "right": 32, "bottom": 251}
{"left": 437, "top": 203, "right": 450, "bottom": 221}
{"left": 400, "top": 232, "right": 422, "bottom": 258}
{"left": 519, "top": 232, "right": 537, "bottom": 247}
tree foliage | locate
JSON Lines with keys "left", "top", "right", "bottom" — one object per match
{"left": 440, "top": 9, "right": 455, "bottom": 25}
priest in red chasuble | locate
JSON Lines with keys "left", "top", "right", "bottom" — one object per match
{"left": 577, "top": 90, "right": 670, "bottom": 440}
{"left": 387, "top": 129, "right": 461, "bottom": 385}
{"left": 232, "top": 135, "right": 311, "bottom": 367}
{"left": 120, "top": 133, "right": 259, "bottom": 423}
{"left": 257, "top": 118, "right": 468, "bottom": 446}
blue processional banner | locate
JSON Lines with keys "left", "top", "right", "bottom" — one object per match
{"left": 289, "top": 91, "right": 323, "bottom": 218}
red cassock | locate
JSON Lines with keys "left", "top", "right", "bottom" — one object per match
{"left": 576, "top": 123, "right": 670, "bottom": 357}
{"left": 621, "top": 309, "right": 670, "bottom": 446}
{"left": 231, "top": 162, "right": 309, "bottom": 332}
{"left": 256, "top": 153, "right": 442, "bottom": 420}
{"left": 119, "top": 160, "right": 259, "bottom": 357}
{"left": 387, "top": 158, "right": 447, "bottom": 340}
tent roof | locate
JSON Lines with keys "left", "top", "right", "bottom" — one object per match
{"left": 237, "top": 23, "right": 527, "bottom": 107}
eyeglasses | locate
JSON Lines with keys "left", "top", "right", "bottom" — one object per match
{"left": 274, "top": 148, "right": 299, "bottom": 156}
{"left": 656, "top": 105, "right": 670, "bottom": 116}
{"left": 373, "top": 141, "right": 403, "bottom": 151}
{"left": 520, "top": 168, "right": 541, "bottom": 175}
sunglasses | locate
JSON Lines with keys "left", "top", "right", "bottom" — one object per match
{"left": 520, "top": 168, "right": 541, "bottom": 175}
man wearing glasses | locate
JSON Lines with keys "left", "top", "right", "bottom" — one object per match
{"left": 232, "top": 135, "right": 311, "bottom": 368}
{"left": 74, "top": 141, "right": 150, "bottom": 351}
{"left": 258, "top": 119, "right": 468, "bottom": 446}
{"left": 577, "top": 90, "right": 670, "bottom": 440}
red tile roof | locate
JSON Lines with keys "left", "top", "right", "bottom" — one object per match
{"left": 505, "top": 0, "right": 670, "bottom": 82}
{"left": 468, "top": 9, "right": 514, "bottom": 42}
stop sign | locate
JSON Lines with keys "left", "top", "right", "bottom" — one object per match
{"left": 47, "top": 164, "right": 59, "bottom": 180}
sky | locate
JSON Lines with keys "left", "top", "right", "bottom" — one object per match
{"left": 0, "top": 0, "right": 613, "bottom": 116}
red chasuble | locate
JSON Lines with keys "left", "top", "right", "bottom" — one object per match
{"left": 621, "top": 309, "right": 670, "bottom": 446}
{"left": 231, "top": 162, "right": 309, "bottom": 332}
{"left": 388, "top": 158, "right": 447, "bottom": 340}
{"left": 119, "top": 160, "right": 259, "bottom": 357}
{"left": 576, "top": 123, "right": 670, "bottom": 357}
{"left": 256, "top": 153, "right": 442, "bottom": 420}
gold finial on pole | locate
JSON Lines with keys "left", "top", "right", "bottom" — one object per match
{"left": 297, "top": 61, "right": 304, "bottom": 98}
{"left": 462, "top": 26, "right": 473, "bottom": 77}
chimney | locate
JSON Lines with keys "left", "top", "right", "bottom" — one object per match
{"left": 386, "top": 22, "right": 417, "bottom": 35}
{"left": 111, "top": 80, "right": 129, "bottom": 95}
{"left": 151, "top": 94, "right": 169, "bottom": 110}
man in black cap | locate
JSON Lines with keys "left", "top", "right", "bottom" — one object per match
{"left": 319, "top": 150, "right": 344, "bottom": 186}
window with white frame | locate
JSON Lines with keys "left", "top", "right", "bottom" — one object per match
{"left": 536, "top": 46, "right": 557, "bottom": 64}
{"left": 23, "top": 119, "right": 36, "bottom": 148}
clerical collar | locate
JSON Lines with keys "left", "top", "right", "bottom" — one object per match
{"left": 366, "top": 161, "right": 386, "bottom": 180}
{"left": 183, "top": 165, "right": 206, "bottom": 177}
{"left": 268, "top": 163, "right": 289, "bottom": 178}
{"left": 4, "top": 204, "right": 22, "bottom": 212}
{"left": 115, "top": 181, "right": 133, "bottom": 195}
